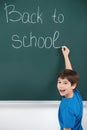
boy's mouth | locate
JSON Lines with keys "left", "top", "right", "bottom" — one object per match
{"left": 59, "top": 89, "right": 65, "bottom": 93}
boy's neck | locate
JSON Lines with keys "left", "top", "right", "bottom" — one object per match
{"left": 65, "top": 91, "right": 74, "bottom": 98}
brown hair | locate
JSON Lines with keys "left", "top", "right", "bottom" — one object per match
{"left": 58, "top": 69, "right": 79, "bottom": 86}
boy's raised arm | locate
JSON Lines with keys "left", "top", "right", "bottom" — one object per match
{"left": 61, "top": 46, "right": 72, "bottom": 70}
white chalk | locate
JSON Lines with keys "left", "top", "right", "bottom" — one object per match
{"left": 56, "top": 46, "right": 62, "bottom": 49}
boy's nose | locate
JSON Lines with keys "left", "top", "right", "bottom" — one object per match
{"left": 59, "top": 84, "right": 64, "bottom": 88}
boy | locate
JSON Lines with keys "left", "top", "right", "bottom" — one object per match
{"left": 57, "top": 46, "right": 83, "bottom": 130}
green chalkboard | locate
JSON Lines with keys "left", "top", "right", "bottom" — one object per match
{"left": 0, "top": 0, "right": 87, "bottom": 100}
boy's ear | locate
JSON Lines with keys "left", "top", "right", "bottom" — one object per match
{"left": 72, "top": 83, "right": 77, "bottom": 90}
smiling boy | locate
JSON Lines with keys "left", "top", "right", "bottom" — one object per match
{"left": 57, "top": 46, "right": 83, "bottom": 130}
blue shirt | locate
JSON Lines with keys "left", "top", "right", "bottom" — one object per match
{"left": 58, "top": 89, "right": 83, "bottom": 130}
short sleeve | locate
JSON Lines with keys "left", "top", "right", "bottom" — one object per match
{"left": 62, "top": 107, "right": 76, "bottom": 128}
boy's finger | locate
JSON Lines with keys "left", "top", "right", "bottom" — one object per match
{"left": 62, "top": 46, "right": 66, "bottom": 51}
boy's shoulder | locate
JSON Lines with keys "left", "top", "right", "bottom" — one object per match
{"left": 74, "top": 88, "right": 83, "bottom": 102}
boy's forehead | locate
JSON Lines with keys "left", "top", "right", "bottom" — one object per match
{"left": 58, "top": 77, "right": 69, "bottom": 81}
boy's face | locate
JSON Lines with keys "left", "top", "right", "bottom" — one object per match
{"left": 57, "top": 77, "right": 76, "bottom": 98}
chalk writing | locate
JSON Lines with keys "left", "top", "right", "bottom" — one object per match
{"left": 52, "top": 8, "right": 64, "bottom": 23}
{"left": 12, "top": 31, "right": 60, "bottom": 49}
{"left": 4, "top": 3, "right": 65, "bottom": 49}
{"left": 4, "top": 3, "right": 43, "bottom": 24}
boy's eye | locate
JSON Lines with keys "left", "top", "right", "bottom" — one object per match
{"left": 64, "top": 82, "right": 68, "bottom": 84}
{"left": 58, "top": 81, "right": 61, "bottom": 84}
{"left": 64, "top": 82, "right": 69, "bottom": 85}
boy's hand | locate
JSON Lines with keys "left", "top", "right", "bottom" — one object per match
{"left": 61, "top": 46, "right": 72, "bottom": 69}
{"left": 62, "top": 46, "right": 70, "bottom": 57}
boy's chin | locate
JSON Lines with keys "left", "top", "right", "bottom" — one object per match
{"left": 59, "top": 92, "right": 65, "bottom": 96}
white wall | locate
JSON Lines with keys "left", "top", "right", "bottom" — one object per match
{"left": 0, "top": 101, "right": 87, "bottom": 130}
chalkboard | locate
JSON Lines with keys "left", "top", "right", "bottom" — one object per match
{"left": 0, "top": 0, "right": 87, "bottom": 100}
